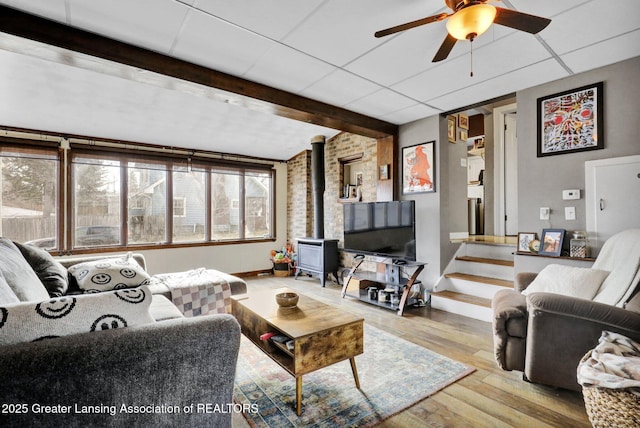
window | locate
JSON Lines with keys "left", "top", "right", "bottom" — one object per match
{"left": 173, "top": 168, "right": 206, "bottom": 242}
{"left": 72, "top": 156, "right": 122, "bottom": 247}
{"left": 245, "top": 170, "right": 272, "bottom": 239}
{"left": 3, "top": 138, "right": 274, "bottom": 251}
{"left": 173, "top": 197, "right": 186, "bottom": 217}
{"left": 211, "top": 171, "right": 240, "bottom": 240}
{"left": 0, "top": 146, "right": 59, "bottom": 249}
{"left": 128, "top": 161, "right": 167, "bottom": 245}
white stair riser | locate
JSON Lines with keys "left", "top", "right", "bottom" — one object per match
{"left": 430, "top": 296, "right": 492, "bottom": 322}
{"left": 440, "top": 277, "right": 507, "bottom": 299}
{"left": 453, "top": 260, "right": 514, "bottom": 281}
{"left": 465, "top": 244, "right": 514, "bottom": 260}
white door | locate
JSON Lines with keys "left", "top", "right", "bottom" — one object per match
{"left": 586, "top": 155, "right": 640, "bottom": 252}
{"left": 504, "top": 113, "right": 518, "bottom": 235}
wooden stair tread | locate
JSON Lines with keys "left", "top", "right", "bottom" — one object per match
{"left": 431, "top": 290, "right": 491, "bottom": 308}
{"left": 455, "top": 256, "right": 514, "bottom": 267}
{"left": 445, "top": 272, "right": 514, "bottom": 288}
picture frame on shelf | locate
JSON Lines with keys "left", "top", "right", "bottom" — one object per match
{"left": 402, "top": 141, "right": 435, "bottom": 194}
{"left": 458, "top": 114, "right": 469, "bottom": 130}
{"left": 539, "top": 229, "right": 565, "bottom": 256}
{"left": 517, "top": 232, "right": 537, "bottom": 253}
{"left": 447, "top": 116, "right": 457, "bottom": 143}
{"left": 537, "top": 82, "right": 604, "bottom": 157}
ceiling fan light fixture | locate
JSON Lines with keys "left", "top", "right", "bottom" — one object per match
{"left": 446, "top": 3, "right": 497, "bottom": 40}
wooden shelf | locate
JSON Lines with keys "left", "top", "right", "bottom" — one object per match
{"left": 515, "top": 251, "right": 596, "bottom": 262}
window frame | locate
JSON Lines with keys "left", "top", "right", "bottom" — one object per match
{"left": 66, "top": 146, "right": 275, "bottom": 254}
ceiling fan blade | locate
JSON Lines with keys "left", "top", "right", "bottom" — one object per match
{"left": 432, "top": 33, "right": 457, "bottom": 62}
{"left": 375, "top": 13, "right": 448, "bottom": 38}
{"left": 493, "top": 7, "right": 551, "bottom": 34}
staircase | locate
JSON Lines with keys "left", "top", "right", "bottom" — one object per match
{"left": 430, "top": 238, "right": 516, "bottom": 322}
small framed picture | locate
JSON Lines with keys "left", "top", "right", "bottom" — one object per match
{"left": 447, "top": 116, "right": 457, "bottom": 143}
{"left": 517, "top": 232, "right": 537, "bottom": 253}
{"left": 539, "top": 229, "right": 565, "bottom": 257}
{"left": 458, "top": 114, "right": 469, "bottom": 130}
{"left": 379, "top": 164, "right": 389, "bottom": 180}
{"left": 460, "top": 129, "right": 468, "bottom": 141}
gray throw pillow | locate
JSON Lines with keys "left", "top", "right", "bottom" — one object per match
{"left": 0, "top": 238, "right": 49, "bottom": 302}
{"left": 13, "top": 241, "right": 68, "bottom": 297}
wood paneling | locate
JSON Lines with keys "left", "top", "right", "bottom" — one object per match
{"left": 376, "top": 135, "right": 397, "bottom": 201}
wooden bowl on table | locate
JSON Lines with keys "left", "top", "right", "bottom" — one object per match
{"left": 275, "top": 292, "right": 299, "bottom": 308}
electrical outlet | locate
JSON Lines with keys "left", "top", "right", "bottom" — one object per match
{"left": 565, "top": 206, "right": 576, "bottom": 220}
{"left": 540, "top": 207, "right": 550, "bottom": 220}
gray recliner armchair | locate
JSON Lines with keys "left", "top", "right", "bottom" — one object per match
{"left": 492, "top": 229, "right": 640, "bottom": 391}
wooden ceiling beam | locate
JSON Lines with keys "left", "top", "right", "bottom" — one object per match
{"left": 0, "top": 5, "right": 398, "bottom": 139}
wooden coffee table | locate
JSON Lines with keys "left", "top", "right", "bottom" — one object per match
{"left": 231, "top": 287, "right": 364, "bottom": 415}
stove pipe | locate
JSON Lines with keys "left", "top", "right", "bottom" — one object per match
{"left": 311, "top": 135, "right": 325, "bottom": 239}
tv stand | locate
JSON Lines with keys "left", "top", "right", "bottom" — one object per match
{"left": 341, "top": 255, "right": 425, "bottom": 316}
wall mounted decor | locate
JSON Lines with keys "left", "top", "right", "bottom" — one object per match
{"left": 458, "top": 113, "right": 469, "bottom": 130}
{"left": 537, "top": 82, "right": 604, "bottom": 157}
{"left": 447, "top": 116, "right": 457, "bottom": 143}
{"left": 402, "top": 141, "right": 435, "bottom": 194}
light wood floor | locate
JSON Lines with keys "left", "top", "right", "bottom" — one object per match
{"left": 232, "top": 275, "right": 591, "bottom": 428}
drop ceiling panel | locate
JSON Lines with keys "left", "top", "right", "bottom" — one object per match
{"left": 539, "top": 0, "right": 640, "bottom": 55}
{"left": 282, "top": 0, "right": 445, "bottom": 67}
{"left": 561, "top": 29, "right": 640, "bottom": 74}
{"left": 381, "top": 103, "right": 440, "bottom": 125}
{"left": 191, "top": 0, "right": 325, "bottom": 41}
{"left": 508, "top": 0, "right": 590, "bottom": 19}
{"left": 345, "top": 88, "right": 418, "bottom": 118}
{"left": 0, "top": 0, "right": 67, "bottom": 22}
{"left": 171, "top": 9, "right": 275, "bottom": 77}
{"left": 427, "top": 59, "right": 568, "bottom": 112}
{"left": 67, "top": 0, "right": 190, "bottom": 54}
{"left": 392, "top": 32, "right": 550, "bottom": 103}
{"left": 299, "top": 69, "right": 383, "bottom": 107}
{"left": 243, "top": 43, "right": 336, "bottom": 94}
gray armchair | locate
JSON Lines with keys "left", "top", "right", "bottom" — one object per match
{"left": 492, "top": 229, "right": 640, "bottom": 391}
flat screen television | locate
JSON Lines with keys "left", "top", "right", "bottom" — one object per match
{"left": 343, "top": 200, "right": 416, "bottom": 261}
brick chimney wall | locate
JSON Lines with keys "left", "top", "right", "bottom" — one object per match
{"left": 286, "top": 132, "right": 378, "bottom": 268}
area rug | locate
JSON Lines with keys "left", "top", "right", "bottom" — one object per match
{"left": 233, "top": 324, "right": 475, "bottom": 427}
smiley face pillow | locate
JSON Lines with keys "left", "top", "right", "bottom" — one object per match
{"left": 67, "top": 253, "right": 151, "bottom": 293}
{"left": 0, "top": 285, "right": 154, "bottom": 345}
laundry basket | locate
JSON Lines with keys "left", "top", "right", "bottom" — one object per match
{"left": 578, "top": 331, "right": 640, "bottom": 427}
{"left": 582, "top": 383, "right": 640, "bottom": 427}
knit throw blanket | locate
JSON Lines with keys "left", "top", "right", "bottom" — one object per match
{"left": 149, "top": 268, "right": 231, "bottom": 317}
{"left": 578, "top": 331, "right": 640, "bottom": 396}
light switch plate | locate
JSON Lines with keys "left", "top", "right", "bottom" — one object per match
{"left": 540, "top": 207, "right": 550, "bottom": 220}
{"left": 565, "top": 206, "right": 576, "bottom": 220}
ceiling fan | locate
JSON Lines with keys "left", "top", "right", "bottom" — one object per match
{"left": 375, "top": 0, "right": 551, "bottom": 63}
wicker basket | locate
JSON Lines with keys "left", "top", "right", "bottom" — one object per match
{"left": 582, "top": 386, "right": 640, "bottom": 427}
{"left": 272, "top": 263, "right": 292, "bottom": 277}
